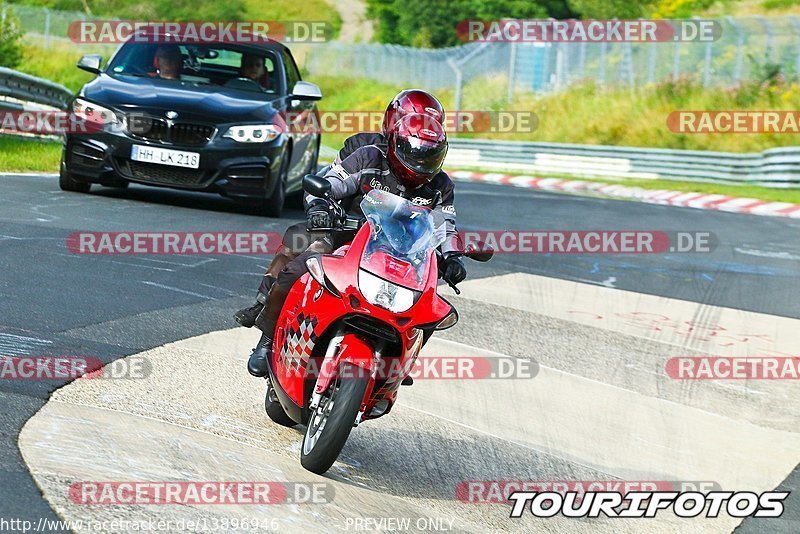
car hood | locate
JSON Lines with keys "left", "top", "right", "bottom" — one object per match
{"left": 81, "top": 74, "right": 281, "bottom": 123}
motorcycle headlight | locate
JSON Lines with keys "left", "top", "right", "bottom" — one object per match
{"left": 223, "top": 124, "right": 281, "bottom": 143}
{"left": 358, "top": 269, "right": 418, "bottom": 313}
{"left": 72, "top": 98, "right": 120, "bottom": 129}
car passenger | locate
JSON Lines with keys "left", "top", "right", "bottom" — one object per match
{"left": 154, "top": 45, "right": 182, "bottom": 80}
{"left": 241, "top": 54, "right": 265, "bottom": 80}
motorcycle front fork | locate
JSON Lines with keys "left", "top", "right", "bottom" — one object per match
{"left": 308, "top": 329, "right": 383, "bottom": 428}
{"left": 309, "top": 331, "right": 344, "bottom": 411}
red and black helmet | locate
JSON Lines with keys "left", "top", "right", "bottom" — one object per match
{"left": 387, "top": 114, "right": 448, "bottom": 188}
{"left": 382, "top": 89, "right": 445, "bottom": 137}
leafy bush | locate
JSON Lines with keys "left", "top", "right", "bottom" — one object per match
{"left": 367, "top": 0, "right": 574, "bottom": 48}
{"left": 0, "top": 6, "right": 24, "bottom": 68}
{"left": 5, "top": 0, "right": 246, "bottom": 21}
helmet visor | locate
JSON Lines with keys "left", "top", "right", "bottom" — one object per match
{"left": 395, "top": 135, "right": 447, "bottom": 176}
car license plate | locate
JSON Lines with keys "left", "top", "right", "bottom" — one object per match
{"left": 130, "top": 145, "right": 200, "bottom": 169}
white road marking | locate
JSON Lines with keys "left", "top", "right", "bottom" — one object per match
{"left": 441, "top": 272, "right": 800, "bottom": 357}
{"left": 734, "top": 247, "right": 800, "bottom": 261}
{"left": 0, "top": 333, "right": 53, "bottom": 356}
{"left": 140, "top": 281, "right": 213, "bottom": 299}
{"left": 408, "top": 338, "right": 800, "bottom": 493}
{"left": 137, "top": 257, "right": 217, "bottom": 268}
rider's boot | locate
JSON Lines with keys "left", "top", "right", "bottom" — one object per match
{"left": 234, "top": 276, "right": 274, "bottom": 328}
{"left": 247, "top": 332, "right": 273, "bottom": 378}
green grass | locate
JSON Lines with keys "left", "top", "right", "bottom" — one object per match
{"left": 581, "top": 176, "right": 800, "bottom": 204}
{"left": 312, "top": 75, "right": 406, "bottom": 150}
{"left": 449, "top": 77, "right": 800, "bottom": 153}
{"left": 19, "top": 42, "right": 95, "bottom": 93}
{"left": 241, "top": 0, "right": 341, "bottom": 40}
{"left": 446, "top": 165, "right": 800, "bottom": 204}
{"left": 0, "top": 136, "right": 62, "bottom": 172}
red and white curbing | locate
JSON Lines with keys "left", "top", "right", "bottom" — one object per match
{"left": 445, "top": 170, "right": 800, "bottom": 219}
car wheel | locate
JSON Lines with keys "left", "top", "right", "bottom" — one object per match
{"left": 59, "top": 168, "right": 91, "bottom": 193}
{"left": 261, "top": 148, "right": 290, "bottom": 218}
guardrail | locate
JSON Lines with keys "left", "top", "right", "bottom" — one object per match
{"left": 0, "top": 67, "right": 74, "bottom": 110}
{"left": 2, "top": 66, "right": 797, "bottom": 188}
{"left": 446, "top": 139, "right": 800, "bottom": 188}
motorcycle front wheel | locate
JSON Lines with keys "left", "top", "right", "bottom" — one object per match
{"left": 301, "top": 362, "right": 368, "bottom": 474}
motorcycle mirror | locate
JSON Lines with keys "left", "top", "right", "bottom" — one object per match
{"left": 303, "top": 174, "right": 331, "bottom": 197}
{"left": 464, "top": 241, "right": 494, "bottom": 262}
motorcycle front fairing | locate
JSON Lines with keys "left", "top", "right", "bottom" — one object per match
{"left": 269, "top": 190, "right": 457, "bottom": 423}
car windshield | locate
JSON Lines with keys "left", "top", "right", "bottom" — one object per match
{"left": 107, "top": 41, "right": 282, "bottom": 96}
{"left": 359, "top": 189, "right": 446, "bottom": 290}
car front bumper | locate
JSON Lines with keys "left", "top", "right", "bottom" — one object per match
{"left": 62, "top": 130, "right": 285, "bottom": 201}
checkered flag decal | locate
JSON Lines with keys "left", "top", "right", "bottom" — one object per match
{"left": 280, "top": 313, "right": 319, "bottom": 372}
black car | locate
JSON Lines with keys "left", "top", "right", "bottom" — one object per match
{"left": 60, "top": 37, "right": 322, "bottom": 216}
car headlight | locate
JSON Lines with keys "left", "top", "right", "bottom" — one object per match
{"left": 358, "top": 269, "right": 418, "bottom": 313}
{"left": 72, "top": 98, "right": 120, "bottom": 129}
{"left": 223, "top": 124, "right": 281, "bottom": 143}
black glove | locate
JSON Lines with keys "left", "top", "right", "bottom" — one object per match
{"left": 441, "top": 256, "right": 467, "bottom": 286}
{"left": 307, "top": 200, "right": 332, "bottom": 230}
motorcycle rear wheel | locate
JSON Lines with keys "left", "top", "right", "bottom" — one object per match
{"left": 265, "top": 383, "right": 297, "bottom": 427}
{"left": 300, "top": 362, "right": 368, "bottom": 474}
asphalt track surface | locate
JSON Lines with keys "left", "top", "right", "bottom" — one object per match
{"left": 1, "top": 173, "right": 799, "bottom": 532}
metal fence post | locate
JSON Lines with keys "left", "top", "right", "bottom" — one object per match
{"left": 791, "top": 17, "right": 800, "bottom": 77}
{"left": 598, "top": 41, "right": 606, "bottom": 87}
{"left": 672, "top": 41, "right": 681, "bottom": 79}
{"left": 625, "top": 42, "right": 634, "bottom": 91}
{"left": 703, "top": 41, "right": 713, "bottom": 87}
{"left": 647, "top": 42, "right": 656, "bottom": 84}
{"left": 448, "top": 57, "right": 462, "bottom": 115}
{"left": 728, "top": 17, "right": 744, "bottom": 83}
{"left": 43, "top": 8, "right": 51, "bottom": 48}
{"left": 507, "top": 41, "right": 517, "bottom": 102}
{"left": 758, "top": 16, "right": 773, "bottom": 62}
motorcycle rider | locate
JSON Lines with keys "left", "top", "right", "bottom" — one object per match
{"left": 246, "top": 113, "right": 466, "bottom": 377}
{"left": 234, "top": 89, "right": 446, "bottom": 328}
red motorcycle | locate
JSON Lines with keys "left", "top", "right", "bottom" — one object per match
{"left": 262, "top": 175, "right": 492, "bottom": 474}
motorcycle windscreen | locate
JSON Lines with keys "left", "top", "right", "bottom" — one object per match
{"left": 359, "top": 189, "right": 446, "bottom": 291}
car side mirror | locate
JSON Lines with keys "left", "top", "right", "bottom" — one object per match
{"left": 77, "top": 54, "right": 103, "bottom": 74}
{"left": 304, "top": 174, "right": 331, "bottom": 197}
{"left": 290, "top": 81, "right": 322, "bottom": 101}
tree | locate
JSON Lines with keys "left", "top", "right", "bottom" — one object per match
{"left": 566, "top": 0, "right": 654, "bottom": 19}
{"left": 367, "top": 0, "right": 575, "bottom": 48}
{"left": 0, "top": 7, "right": 24, "bottom": 69}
